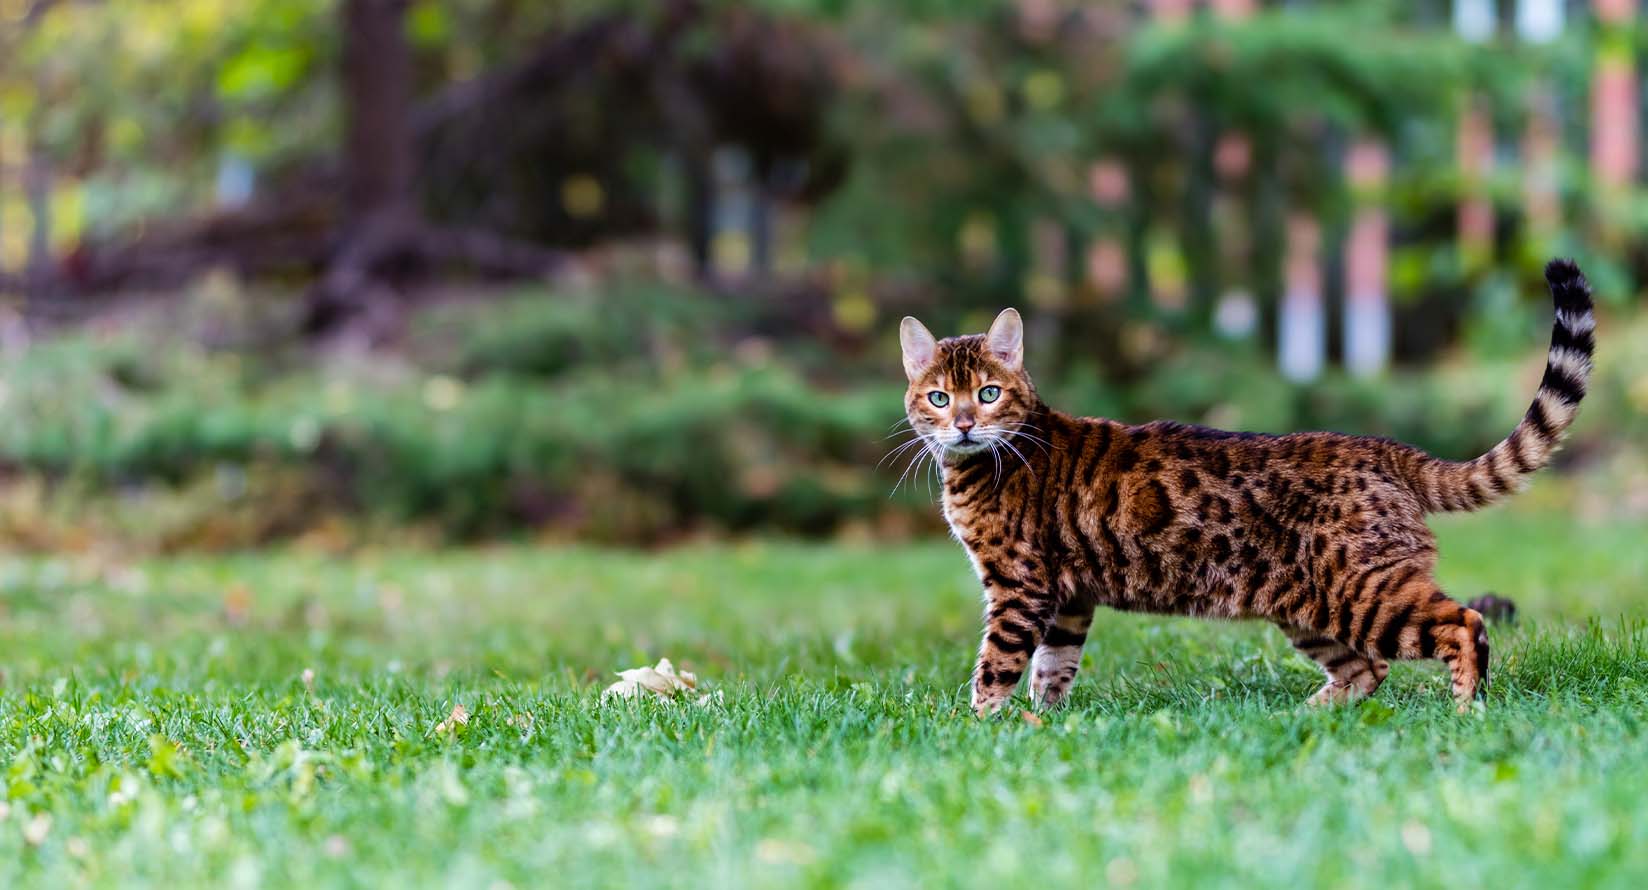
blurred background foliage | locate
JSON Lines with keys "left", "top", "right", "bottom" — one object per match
{"left": 1, "top": 0, "right": 1647, "bottom": 550}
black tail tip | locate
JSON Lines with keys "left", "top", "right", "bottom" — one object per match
{"left": 1467, "top": 593, "right": 1518, "bottom": 624}
{"left": 1544, "top": 258, "right": 1593, "bottom": 310}
{"left": 1542, "top": 257, "right": 1582, "bottom": 281}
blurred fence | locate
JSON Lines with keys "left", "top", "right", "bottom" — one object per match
{"left": 2, "top": 2, "right": 1646, "bottom": 379}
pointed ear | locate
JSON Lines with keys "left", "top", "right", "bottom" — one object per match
{"left": 986, "top": 308, "right": 1023, "bottom": 370}
{"left": 899, "top": 316, "right": 938, "bottom": 380}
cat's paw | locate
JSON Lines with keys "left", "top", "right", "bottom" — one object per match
{"left": 1030, "top": 674, "right": 1072, "bottom": 709}
{"left": 971, "top": 689, "right": 1011, "bottom": 718}
{"left": 1305, "top": 681, "right": 1363, "bottom": 707}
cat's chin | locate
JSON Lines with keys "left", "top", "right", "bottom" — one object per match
{"left": 944, "top": 440, "right": 992, "bottom": 457}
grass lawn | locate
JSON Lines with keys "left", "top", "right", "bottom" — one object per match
{"left": 1, "top": 508, "right": 1647, "bottom": 888}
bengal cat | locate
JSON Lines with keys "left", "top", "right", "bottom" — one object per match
{"left": 895, "top": 259, "right": 1594, "bottom": 715}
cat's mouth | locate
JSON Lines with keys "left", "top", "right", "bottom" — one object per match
{"left": 945, "top": 431, "right": 992, "bottom": 454}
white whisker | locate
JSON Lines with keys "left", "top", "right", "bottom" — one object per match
{"left": 888, "top": 432, "right": 942, "bottom": 500}
{"left": 878, "top": 433, "right": 929, "bottom": 469}
{"left": 997, "top": 435, "right": 1036, "bottom": 479}
{"left": 999, "top": 422, "right": 1053, "bottom": 453}
{"left": 889, "top": 443, "right": 927, "bottom": 498}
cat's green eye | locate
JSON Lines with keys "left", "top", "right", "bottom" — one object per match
{"left": 978, "top": 385, "right": 1002, "bottom": 404}
{"left": 928, "top": 391, "right": 950, "bottom": 408}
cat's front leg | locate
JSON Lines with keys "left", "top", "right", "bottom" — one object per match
{"left": 970, "top": 576, "right": 1056, "bottom": 717}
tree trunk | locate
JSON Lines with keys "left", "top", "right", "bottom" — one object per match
{"left": 306, "top": 0, "right": 416, "bottom": 335}
{"left": 342, "top": 0, "right": 414, "bottom": 225}
{"left": 24, "top": 139, "right": 53, "bottom": 300}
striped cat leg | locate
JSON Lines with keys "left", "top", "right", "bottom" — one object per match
{"left": 971, "top": 584, "right": 1055, "bottom": 717}
{"left": 1348, "top": 573, "right": 1488, "bottom": 712}
{"left": 1030, "top": 602, "right": 1094, "bottom": 709}
{"left": 1281, "top": 626, "right": 1386, "bottom": 705}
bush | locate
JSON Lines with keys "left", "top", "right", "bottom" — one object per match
{"left": 1, "top": 283, "right": 1636, "bottom": 549}
{"left": 0, "top": 301, "right": 923, "bottom": 543}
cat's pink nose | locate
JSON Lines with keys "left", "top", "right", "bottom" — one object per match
{"left": 954, "top": 417, "right": 975, "bottom": 432}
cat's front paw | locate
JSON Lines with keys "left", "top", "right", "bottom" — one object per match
{"left": 971, "top": 686, "right": 1011, "bottom": 718}
{"left": 1030, "top": 663, "right": 1078, "bottom": 709}
{"left": 1031, "top": 678, "right": 1071, "bottom": 709}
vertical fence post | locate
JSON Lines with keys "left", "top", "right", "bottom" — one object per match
{"left": 1205, "top": 0, "right": 1255, "bottom": 338}
{"left": 1344, "top": 139, "right": 1390, "bottom": 377}
{"left": 1086, "top": 159, "right": 1130, "bottom": 303}
{"left": 1456, "top": 98, "right": 1495, "bottom": 271}
{"left": 1279, "top": 213, "right": 1324, "bottom": 382}
{"left": 1518, "top": 0, "right": 1564, "bottom": 239}
{"left": 1212, "top": 134, "right": 1257, "bottom": 340}
{"left": 1454, "top": 0, "right": 1495, "bottom": 273}
{"left": 1591, "top": 0, "right": 1636, "bottom": 243}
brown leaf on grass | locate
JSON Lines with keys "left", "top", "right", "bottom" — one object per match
{"left": 434, "top": 703, "right": 471, "bottom": 734}
{"left": 602, "top": 658, "right": 702, "bottom": 701}
{"left": 1019, "top": 709, "right": 1043, "bottom": 727}
{"left": 223, "top": 583, "right": 254, "bottom": 627}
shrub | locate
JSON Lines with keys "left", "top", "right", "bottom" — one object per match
{"left": 1, "top": 284, "right": 1635, "bottom": 549}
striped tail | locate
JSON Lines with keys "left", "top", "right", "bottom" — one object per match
{"left": 1402, "top": 258, "right": 1596, "bottom": 514}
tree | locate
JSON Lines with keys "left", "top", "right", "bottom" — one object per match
{"left": 303, "top": 0, "right": 418, "bottom": 335}
{"left": 342, "top": 0, "right": 414, "bottom": 227}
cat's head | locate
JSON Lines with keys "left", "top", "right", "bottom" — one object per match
{"left": 899, "top": 308, "right": 1038, "bottom": 456}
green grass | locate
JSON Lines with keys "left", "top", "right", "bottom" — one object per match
{"left": 2, "top": 509, "right": 1647, "bottom": 888}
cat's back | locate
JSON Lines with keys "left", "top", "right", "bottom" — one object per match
{"left": 1121, "top": 418, "right": 1408, "bottom": 477}
{"left": 1061, "top": 416, "right": 1422, "bottom": 526}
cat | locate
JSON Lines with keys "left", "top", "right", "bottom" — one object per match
{"left": 895, "top": 259, "right": 1594, "bottom": 715}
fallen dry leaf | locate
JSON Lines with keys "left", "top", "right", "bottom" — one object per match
{"left": 22, "top": 813, "right": 51, "bottom": 846}
{"left": 434, "top": 703, "right": 471, "bottom": 734}
{"left": 1019, "top": 709, "right": 1044, "bottom": 727}
{"left": 755, "top": 838, "right": 818, "bottom": 865}
{"left": 602, "top": 658, "right": 704, "bottom": 701}
{"left": 223, "top": 583, "right": 254, "bottom": 626}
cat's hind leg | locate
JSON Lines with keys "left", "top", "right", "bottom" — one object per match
{"left": 1279, "top": 625, "right": 1388, "bottom": 705}
{"left": 1344, "top": 573, "right": 1487, "bottom": 711}
{"left": 1331, "top": 563, "right": 1489, "bottom": 715}
{"left": 1030, "top": 601, "right": 1094, "bottom": 709}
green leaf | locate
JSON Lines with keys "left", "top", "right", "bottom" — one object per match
{"left": 147, "top": 735, "right": 187, "bottom": 779}
{"left": 1358, "top": 699, "right": 1396, "bottom": 727}
{"left": 217, "top": 44, "right": 310, "bottom": 101}
{"left": 407, "top": 1, "right": 451, "bottom": 47}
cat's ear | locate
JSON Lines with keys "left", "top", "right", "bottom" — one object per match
{"left": 899, "top": 316, "right": 938, "bottom": 380}
{"left": 986, "top": 308, "right": 1023, "bottom": 370}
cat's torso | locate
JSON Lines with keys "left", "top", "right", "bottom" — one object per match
{"left": 940, "top": 412, "right": 1436, "bottom": 625}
